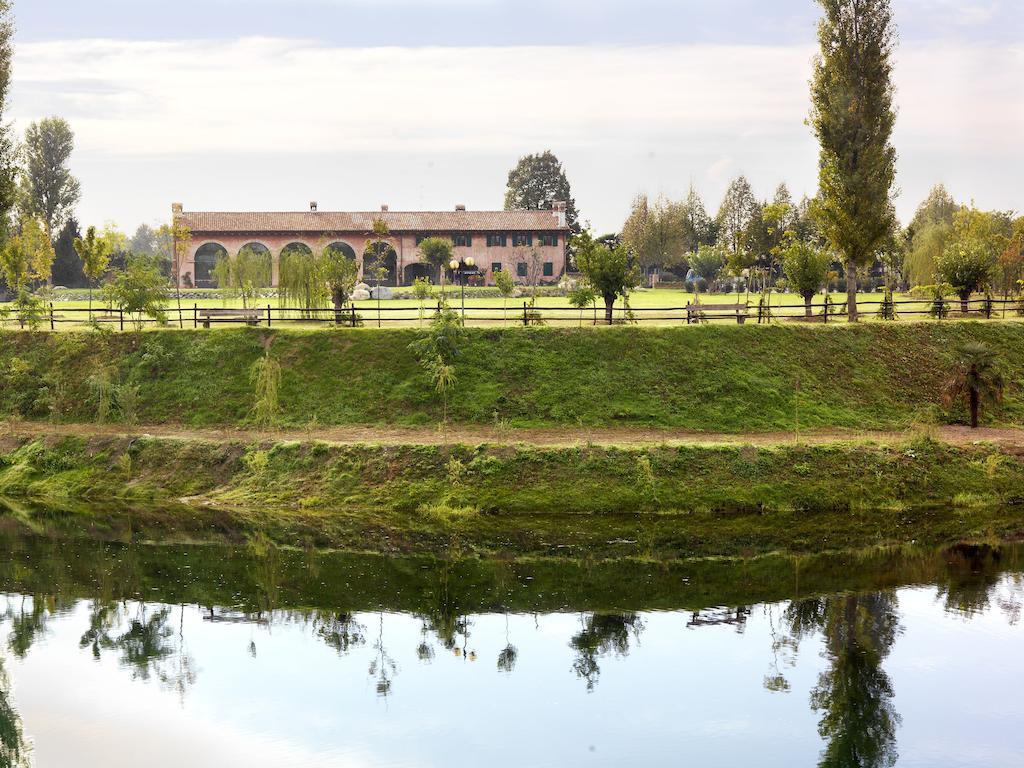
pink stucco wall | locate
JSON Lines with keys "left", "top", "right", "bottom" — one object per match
{"left": 176, "top": 231, "right": 567, "bottom": 289}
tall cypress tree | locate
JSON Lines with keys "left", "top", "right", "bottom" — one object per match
{"left": 810, "top": 0, "right": 898, "bottom": 322}
{"left": 0, "top": 1, "right": 15, "bottom": 242}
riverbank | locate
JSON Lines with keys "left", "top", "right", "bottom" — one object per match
{"left": 3, "top": 323, "right": 1024, "bottom": 431}
{"left": 2, "top": 431, "right": 1023, "bottom": 560}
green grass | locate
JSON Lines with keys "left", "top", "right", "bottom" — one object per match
{"left": 2, "top": 323, "right": 1024, "bottom": 431}
{"left": 2, "top": 434, "right": 1023, "bottom": 560}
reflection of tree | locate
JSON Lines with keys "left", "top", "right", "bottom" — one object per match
{"left": 5, "top": 595, "right": 73, "bottom": 660}
{"left": 0, "top": 657, "right": 33, "bottom": 767}
{"left": 368, "top": 614, "right": 396, "bottom": 698}
{"left": 79, "top": 601, "right": 197, "bottom": 699}
{"left": 497, "top": 614, "right": 517, "bottom": 674}
{"left": 569, "top": 613, "right": 644, "bottom": 691}
{"left": 770, "top": 593, "right": 902, "bottom": 768}
{"left": 316, "top": 612, "right": 366, "bottom": 655}
{"left": 937, "top": 544, "right": 1004, "bottom": 618}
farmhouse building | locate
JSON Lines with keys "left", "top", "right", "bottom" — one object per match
{"left": 173, "top": 203, "right": 570, "bottom": 289}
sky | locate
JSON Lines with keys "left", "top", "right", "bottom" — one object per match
{"left": 9, "top": 0, "right": 1024, "bottom": 234}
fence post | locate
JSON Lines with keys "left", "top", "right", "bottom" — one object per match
{"left": 523, "top": 302, "right": 528, "bottom": 327}
{"left": 119, "top": 309, "right": 124, "bottom": 331}
{"left": 49, "top": 302, "right": 54, "bottom": 331}
{"left": 266, "top": 304, "right": 272, "bottom": 327}
{"left": 351, "top": 305, "right": 357, "bottom": 328}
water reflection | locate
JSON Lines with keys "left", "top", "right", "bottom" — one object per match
{"left": 0, "top": 534, "right": 1021, "bottom": 767}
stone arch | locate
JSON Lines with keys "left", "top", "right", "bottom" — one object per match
{"left": 403, "top": 262, "right": 436, "bottom": 284}
{"left": 325, "top": 241, "right": 357, "bottom": 261}
{"left": 363, "top": 242, "right": 399, "bottom": 287}
{"left": 194, "top": 242, "right": 227, "bottom": 288}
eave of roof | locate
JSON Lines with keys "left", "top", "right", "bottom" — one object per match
{"left": 177, "top": 210, "right": 568, "bottom": 234}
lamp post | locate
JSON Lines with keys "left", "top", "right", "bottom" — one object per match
{"left": 449, "top": 256, "right": 478, "bottom": 325}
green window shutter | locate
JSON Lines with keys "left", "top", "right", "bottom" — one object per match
{"left": 466, "top": 236, "right": 472, "bottom": 247}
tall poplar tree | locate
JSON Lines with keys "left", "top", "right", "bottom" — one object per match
{"left": 0, "top": 1, "right": 15, "bottom": 241}
{"left": 810, "top": 0, "right": 898, "bottom": 322}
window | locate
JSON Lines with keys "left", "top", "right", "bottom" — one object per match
{"left": 540, "top": 234, "right": 559, "bottom": 247}
{"left": 491, "top": 262, "right": 502, "bottom": 273}
{"left": 454, "top": 234, "right": 472, "bottom": 247}
{"left": 487, "top": 234, "right": 507, "bottom": 247}
{"left": 512, "top": 233, "right": 533, "bottom": 247}
{"left": 543, "top": 262, "right": 554, "bottom": 277}
{"left": 415, "top": 235, "right": 426, "bottom": 246}
{"left": 516, "top": 262, "right": 528, "bottom": 277}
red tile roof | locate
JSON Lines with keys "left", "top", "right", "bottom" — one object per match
{"left": 178, "top": 209, "right": 567, "bottom": 234}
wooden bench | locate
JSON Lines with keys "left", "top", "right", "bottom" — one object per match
{"left": 197, "top": 308, "right": 263, "bottom": 328}
{"left": 686, "top": 303, "right": 748, "bottom": 324}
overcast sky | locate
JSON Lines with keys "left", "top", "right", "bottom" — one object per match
{"left": 10, "top": 0, "right": 1024, "bottom": 234}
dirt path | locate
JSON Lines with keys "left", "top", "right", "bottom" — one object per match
{"left": 4, "top": 420, "right": 1024, "bottom": 449}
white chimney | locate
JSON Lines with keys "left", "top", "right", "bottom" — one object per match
{"left": 381, "top": 204, "right": 389, "bottom": 212}
{"left": 310, "top": 201, "right": 318, "bottom": 211}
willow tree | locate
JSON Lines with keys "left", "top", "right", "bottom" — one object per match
{"left": 213, "top": 246, "right": 272, "bottom": 308}
{"left": 810, "top": 0, "right": 898, "bottom": 322}
{"left": 278, "top": 246, "right": 326, "bottom": 318}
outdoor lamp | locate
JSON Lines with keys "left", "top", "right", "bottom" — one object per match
{"left": 449, "top": 259, "right": 459, "bottom": 271}
{"left": 465, "top": 257, "right": 475, "bottom": 268}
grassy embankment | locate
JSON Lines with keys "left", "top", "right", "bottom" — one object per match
{"left": 3, "top": 323, "right": 1024, "bottom": 430}
{"left": 2, "top": 323, "right": 1024, "bottom": 559}
{"left": 1, "top": 432, "right": 1023, "bottom": 559}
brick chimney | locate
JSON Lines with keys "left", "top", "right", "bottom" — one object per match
{"left": 171, "top": 202, "right": 183, "bottom": 216}
{"left": 381, "top": 204, "right": 389, "bottom": 212}
{"left": 310, "top": 201, "right": 318, "bottom": 211}
{"left": 552, "top": 201, "right": 567, "bottom": 212}
{"left": 455, "top": 204, "right": 466, "bottom": 211}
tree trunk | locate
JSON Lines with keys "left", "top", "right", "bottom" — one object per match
{"left": 970, "top": 387, "right": 979, "bottom": 429}
{"left": 604, "top": 294, "right": 615, "bottom": 325}
{"left": 846, "top": 262, "right": 858, "bottom": 322}
{"left": 332, "top": 289, "right": 344, "bottom": 326}
{"left": 804, "top": 294, "right": 813, "bottom": 318}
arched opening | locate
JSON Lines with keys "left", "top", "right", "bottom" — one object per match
{"left": 363, "top": 242, "right": 398, "bottom": 287}
{"left": 325, "top": 241, "right": 357, "bottom": 261}
{"left": 194, "top": 243, "right": 227, "bottom": 288}
{"left": 403, "top": 263, "right": 436, "bottom": 284}
{"left": 281, "top": 242, "right": 314, "bottom": 259}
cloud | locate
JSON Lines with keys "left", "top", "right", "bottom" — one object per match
{"left": 9, "top": 37, "right": 1023, "bottom": 229}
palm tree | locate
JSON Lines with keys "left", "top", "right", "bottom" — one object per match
{"left": 944, "top": 343, "right": 1004, "bottom": 428}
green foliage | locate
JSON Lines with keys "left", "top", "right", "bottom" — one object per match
{"left": 690, "top": 243, "right": 728, "bottom": 288}
{"left": 19, "top": 116, "right": 81, "bottom": 236}
{"left": 568, "top": 283, "right": 597, "bottom": 326}
{"left": 810, "top": 0, "right": 898, "bottom": 320}
{"left": 493, "top": 269, "right": 516, "bottom": 324}
{"left": 409, "top": 300, "right": 466, "bottom": 424}
{"left": 87, "top": 369, "right": 115, "bottom": 424}
{"left": 1, "top": 217, "right": 54, "bottom": 290}
{"left": 12, "top": 289, "right": 45, "bottom": 331}
{"left": 73, "top": 225, "right": 114, "bottom": 314}
{"left": 250, "top": 350, "right": 282, "bottom": 428}
{"left": 573, "top": 231, "right": 640, "bottom": 324}
{"left": 783, "top": 240, "right": 831, "bottom": 314}
{"left": 417, "top": 237, "right": 453, "bottom": 277}
{"left": 943, "top": 343, "right": 1004, "bottom": 428}
{"left": 213, "top": 246, "right": 271, "bottom": 308}
{"left": 322, "top": 244, "right": 359, "bottom": 315}
{"left": 279, "top": 246, "right": 327, "bottom": 317}
{"left": 937, "top": 207, "right": 1009, "bottom": 305}
{"left": 114, "top": 383, "right": 140, "bottom": 426}
{"left": 504, "top": 150, "right": 580, "bottom": 236}
{"left": 411, "top": 276, "right": 434, "bottom": 326}
{"left": 109, "top": 256, "right": 170, "bottom": 331}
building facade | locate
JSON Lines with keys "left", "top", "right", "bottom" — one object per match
{"left": 173, "top": 203, "right": 570, "bottom": 289}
